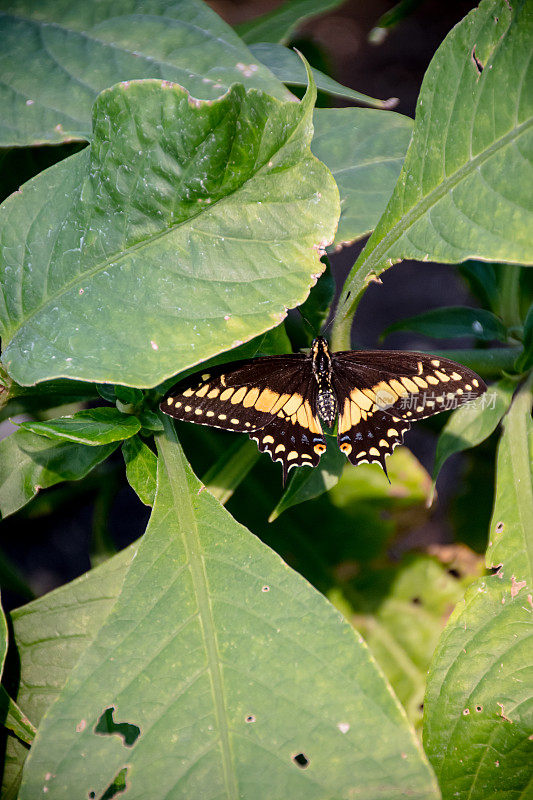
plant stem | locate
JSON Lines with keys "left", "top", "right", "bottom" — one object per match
{"left": 498, "top": 264, "right": 522, "bottom": 329}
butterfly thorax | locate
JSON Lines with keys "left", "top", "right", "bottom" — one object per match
{"left": 311, "top": 337, "right": 337, "bottom": 427}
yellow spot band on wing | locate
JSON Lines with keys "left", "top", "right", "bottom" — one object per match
{"left": 282, "top": 393, "right": 304, "bottom": 416}
{"left": 350, "top": 388, "right": 373, "bottom": 411}
{"left": 243, "top": 387, "right": 260, "bottom": 407}
{"left": 255, "top": 388, "right": 280, "bottom": 413}
{"left": 231, "top": 386, "right": 247, "bottom": 404}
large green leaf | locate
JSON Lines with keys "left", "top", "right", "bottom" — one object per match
{"left": 250, "top": 43, "right": 397, "bottom": 109}
{"left": 234, "top": 0, "right": 345, "bottom": 45}
{"left": 424, "top": 377, "right": 533, "bottom": 800}
{"left": 18, "top": 407, "right": 141, "bottom": 445}
{"left": 0, "top": 429, "right": 118, "bottom": 518}
{"left": 0, "top": 0, "right": 290, "bottom": 146}
{"left": 18, "top": 416, "right": 438, "bottom": 799}
{"left": 0, "top": 75, "right": 339, "bottom": 388}
{"left": 2, "top": 545, "right": 137, "bottom": 800}
{"left": 337, "top": 0, "right": 533, "bottom": 325}
{"left": 357, "top": 555, "right": 482, "bottom": 732}
{"left": 312, "top": 107, "right": 413, "bottom": 246}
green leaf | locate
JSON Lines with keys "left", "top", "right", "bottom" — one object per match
{"left": 135, "top": 409, "right": 164, "bottom": 432}
{"left": 18, "top": 416, "right": 439, "bottom": 799}
{"left": 0, "top": 0, "right": 290, "bottom": 147}
{"left": 235, "top": 0, "right": 345, "bottom": 45}
{"left": 515, "top": 302, "right": 533, "bottom": 372}
{"left": 337, "top": 0, "right": 533, "bottom": 324}
{"left": 383, "top": 306, "right": 508, "bottom": 342}
{"left": 269, "top": 437, "right": 346, "bottom": 521}
{"left": 432, "top": 378, "right": 515, "bottom": 485}
{"left": 1, "top": 76, "right": 339, "bottom": 388}
{"left": 0, "top": 686, "right": 36, "bottom": 746}
{"left": 0, "top": 429, "right": 118, "bottom": 518}
{"left": 0, "top": 378, "right": 98, "bottom": 423}
{"left": 18, "top": 407, "right": 140, "bottom": 445}
{"left": 114, "top": 386, "right": 143, "bottom": 407}
{"left": 2, "top": 545, "right": 137, "bottom": 800}
{"left": 357, "top": 554, "right": 481, "bottom": 731}
{"left": 424, "top": 377, "right": 533, "bottom": 800}
{"left": 458, "top": 261, "right": 499, "bottom": 312}
{"left": 368, "top": 0, "right": 424, "bottom": 44}
{"left": 312, "top": 107, "right": 413, "bottom": 246}
{"left": 250, "top": 43, "right": 397, "bottom": 108}
{"left": 122, "top": 436, "right": 157, "bottom": 507}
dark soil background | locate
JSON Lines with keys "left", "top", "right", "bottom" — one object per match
{"left": 2, "top": 0, "right": 488, "bottom": 610}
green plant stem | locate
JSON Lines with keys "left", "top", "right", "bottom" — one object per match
{"left": 498, "top": 264, "right": 522, "bottom": 329}
{"left": 330, "top": 313, "right": 353, "bottom": 351}
{"left": 202, "top": 439, "right": 259, "bottom": 505}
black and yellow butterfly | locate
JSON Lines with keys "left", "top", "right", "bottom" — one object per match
{"left": 161, "top": 337, "right": 486, "bottom": 482}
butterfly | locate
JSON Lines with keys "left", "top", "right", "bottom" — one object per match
{"left": 160, "top": 337, "right": 486, "bottom": 483}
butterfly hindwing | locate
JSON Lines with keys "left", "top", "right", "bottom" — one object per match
{"left": 251, "top": 410, "right": 326, "bottom": 483}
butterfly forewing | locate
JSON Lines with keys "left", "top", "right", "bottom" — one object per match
{"left": 161, "top": 354, "right": 326, "bottom": 480}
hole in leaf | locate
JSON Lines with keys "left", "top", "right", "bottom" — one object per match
{"left": 418, "top": 703, "right": 424, "bottom": 711}
{"left": 495, "top": 521, "right": 504, "bottom": 534}
{"left": 292, "top": 752, "right": 310, "bottom": 769}
{"left": 245, "top": 715, "right": 256, "bottom": 723}
{"left": 447, "top": 568, "right": 461, "bottom": 579}
{"left": 476, "top": 706, "right": 483, "bottom": 712}
{"left": 411, "top": 596, "right": 422, "bottom": 605}
{"left": 89, "top": 793, "right": 96, "bottom": 799}
{"left": 94, "top": 707, "right": 140, "bottom": 747}
{"left": 100, "top": 767, "right": 128, "bottom": 800}
{"left": 261, "top": 585, "right": 270, "bottom": 593}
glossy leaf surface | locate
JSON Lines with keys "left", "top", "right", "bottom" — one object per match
{"left": 0, "top": 76, "right": 339, "bottom": 387}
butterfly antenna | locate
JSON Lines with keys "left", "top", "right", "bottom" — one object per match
{"left": 318, "top": 291, "right": 351, "bottom": 339}
{"left": 296, "top": 307, "right": 317, "bottom": 337}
